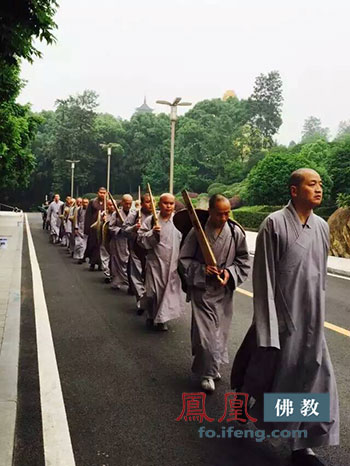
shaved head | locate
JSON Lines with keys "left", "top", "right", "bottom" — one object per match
{"left": 208, "top": 194, "right": 231, "bottom": 228}
{"left": 122, "top": 194, "right": 133, "bottom": 202}
{"left": 289, "top": 168, "right": 323, "bottom": 209}
{"left": 160, "top": 193, "right": 175, "bottom": 202}
{"left": 159, "top": 193, "right": 175, "bottom": 218}
{"left": 289, "top": 168, "right": 320, "bottom": 190}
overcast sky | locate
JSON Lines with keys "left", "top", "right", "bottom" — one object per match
{"left": 18, "top": 0, "right": 350, "bottom": 144}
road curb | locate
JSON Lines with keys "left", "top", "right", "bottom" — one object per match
{"left": 249, "top": 250, "right": 350, "bottom": 279}
{"left": 0, "top": 213, "right": 23, "bottom": 466}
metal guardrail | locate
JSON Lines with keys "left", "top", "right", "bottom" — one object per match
{"left": 0, "top": 203, "right": 22, "bottom": 212}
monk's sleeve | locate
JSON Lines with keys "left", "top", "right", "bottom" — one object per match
{"left": 226, "top": 229, "right": 250, "bottom": 289}
{"left": 84, "top": 201, "right": 93, "bottom": 235}
{"left": 137, "top": 218, "right": 159, "bottom": 250}
{"left": 253, "top": 218, "right": 280, "bottom": 349}
{"left": 109, "top": 212, "right": 123, "bottom": 237}
{"left": 121, "top": 212, "right": 136, "bottom": 239}
{"left": 178, "top": 229, "right": 206, "bottom": 289}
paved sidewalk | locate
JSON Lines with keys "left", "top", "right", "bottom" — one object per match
{"left": 0, "top": 211, "right": 23, "bottom": 466}
{"left": 246, "top": 231, "right": 350, "bottom": 278}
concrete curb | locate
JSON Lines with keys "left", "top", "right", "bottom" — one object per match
{"left": 0, "top": 213, "right": 23, "bottom": 466}
{"left": 327, "top": 267, "right": 350, "bottom": 279}
{"left": 246, "top": 232, "right": 350, "bottom": 279}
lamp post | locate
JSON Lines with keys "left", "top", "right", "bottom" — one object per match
{"left": 156, "top": 97, "right": 192, "bottom": 194}
{"left": 100, "top": 143, "right": 117, "bottom": 193}
{"left": 65, "top": 159, "right": 80, "bottom": 197}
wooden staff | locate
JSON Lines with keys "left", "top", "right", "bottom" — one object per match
{"left": 108, "top": 191, "right": 124, "bottom": 223}
{"left": 137, "top": 185, "right": 142, "bottom": 222}
{"left": 147, "top": 183, "right": 159, "bottom": 227}
{"left": 182, "top": 190, "right": 224, "bottom": 284}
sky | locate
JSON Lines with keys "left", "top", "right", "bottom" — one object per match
{"left": 18, "top": 0, "right": 350, "bottom": 144}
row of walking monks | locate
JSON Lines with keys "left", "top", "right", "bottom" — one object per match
{"left": 45, "top": 171, "right": 338, "bottom": 466}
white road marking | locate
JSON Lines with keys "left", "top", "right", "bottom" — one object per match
{"left": 25, "top": 214, "right": 76, "bottom": 466}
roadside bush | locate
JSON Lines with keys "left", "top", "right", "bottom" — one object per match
{"left": 336, "top": 193, "right": 350, "bottom": 208}
{"left": 232, "top": 205, "right": 283, "bottom": 230}
{"left": 244, "top": 152, "right": 332, "bottom": 205}
{"left": 314, "top": 205, "right": 337, "bottom": 220}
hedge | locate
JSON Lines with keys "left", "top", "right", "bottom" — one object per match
{"left": 232, "top": 205, "right": 283, "bottom": 230}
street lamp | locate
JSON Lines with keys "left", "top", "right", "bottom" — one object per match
{"left": 100, "top": 143, "right": 118, "bottom": 193}
{"left": 65, "top": 159, "right": 80, "bottom": 197}
{"left": 156, "top": 97, "right": 192, "bottom": 194}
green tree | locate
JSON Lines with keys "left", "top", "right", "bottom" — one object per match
{"left": 51, "top": 90, "right": 99, "bottom": 195}
{"left": 0, "top": 64, "right": 40, "bottom": 189}
{"left": 336, "top": 120, "right": 350, "bottom": 140}
{"left": 0, "top": 0, "right": 58, "bottom": 191}
{"left": 301, "top": 116, "right": 329, "bottom": 143}
{"left": 327, "top": 136, "right": 350, "bottom": 199}
{"left": 123, "top": 113, "right": 170, "bottom": 193}
{"left": 245, "top": 151, "right": 332, "bottom": 205}
{"left": 299, "top": 139, "right": 331, "bottom": 166}
{"left": 248, "top": 71, "right": 283, "bottom": 145}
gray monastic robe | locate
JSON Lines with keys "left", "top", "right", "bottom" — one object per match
{"left": 109, "top": 209, "right": 130, "bottom": 288}
{"left": 230, "top": 200, "right": 339, "bottom": 449}
{"left": 179, "top": 220, "right": 250, "bottom": 378}
{"left": 100, "top": 212, "right": 113, "bottom": 275}
{"left": 47, "top": 200, "right": 64, "bottom": 239}
{"left": 73, "top": 207, "right": 87, "bottom": 260}
{"left": 84, "top": 198, "right": 105, "bottom": 266}
{"left": 122, "top": 209, "right": 151, "bottom": 301}
{"left": 137, "top": 214, "right": 186, "bottom": 324}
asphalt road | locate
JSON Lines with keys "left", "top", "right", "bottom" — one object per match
{"left": 14, "top": 213, "right": 350, "bottom": 466}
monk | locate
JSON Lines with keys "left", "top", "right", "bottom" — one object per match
{"left": 74, "top": 197, "right": 89, "bottom": 263}
{"left": 121, "top": 193, "right": 152, "bottom": 313}
{"left": 109, "top": 194, "right": 132, "bottom": 289}
{"left": 100, "top": 199, "right": 115, "bottom": 282}
{"left": 179, "top": 194, "right": 250, "bottom": 392}
{"left": 84, "top": 187, "right": 106, "bottom": 270}
{"left": 46, "top": 194, "right": 64, "bottom": 244}
{"left": 230, "top": 169, "right": 339, "bottom": 466}
{"left": 137, "top": 193, "right": 185, "bottom": 331}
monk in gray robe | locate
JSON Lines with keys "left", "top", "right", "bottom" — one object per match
{"left": 231, "top": 169, "right": 339, "bottom": 466}
{"left": 74, "top": 198, "right": 89, "bottom": 263}
{"left": 109, "top": 194, "right": 132, "bottom": 290}
{"left": 137, "top": 193, "right": 185, "bottom": 331}
{"left": 121, "top": 194, "right": 152, "bottom": 313}
{"left": 84, "top": 187, "right": 106, "bottom": 270}
{"left": 63, "top": 197, "right": 75, "bottom": 253}
{"left": 179, "top": 194, "right": 250, "bottom": 392}
{"left": 100, "top": 199, "right": 115, "bottom": 281}
{"left": 46, "top": 194, "right": 64, "bottom": 244}
{"left": 69, "top": 197, "right": 82, "bottom": 255}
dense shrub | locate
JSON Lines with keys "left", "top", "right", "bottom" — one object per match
{"left": 314, "top": 205, "right": 337, "bottom": 220}
{"left": 336, "top": 193, "right": 350, "bottom": 208}
{"left": 232, "top": 205, "right": 283, "bottom": 230}
{"left": 244, "top": 152, "right": 332, "bottom": 205}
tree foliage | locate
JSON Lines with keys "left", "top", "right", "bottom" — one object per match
{"left": 301, "top": 116, "right": 329, "bottom": 143}
{"left": 244, "top": 151, "right": 332, "bottom": 206}
{"left": 0, "top": 0, "right": 58, "bottom": 191}
{"left": 248, "top": 71, "right": 283, "bottom": 146}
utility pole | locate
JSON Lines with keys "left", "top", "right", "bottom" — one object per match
{"left": 156, "top": 97, "right": 192, "bottom": 194}
{"left": 65, "top": 159, "right": 80, "bottom": 197}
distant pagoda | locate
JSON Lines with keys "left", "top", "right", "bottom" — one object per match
{"left": 135, "top": 97, "right": 153, "bottom": 114}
